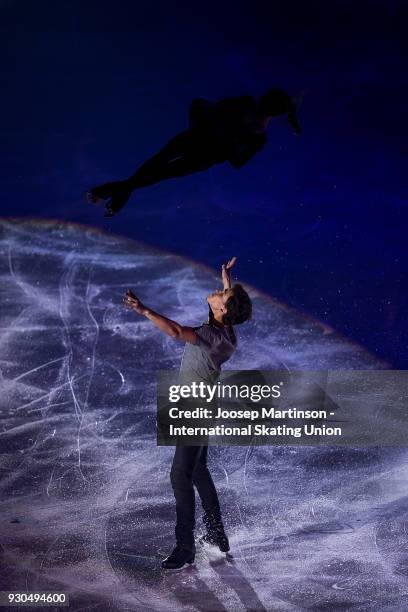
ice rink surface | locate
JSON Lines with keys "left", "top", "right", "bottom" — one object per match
{"left": 1, "top": 219, "right": 407, "bottom": 611}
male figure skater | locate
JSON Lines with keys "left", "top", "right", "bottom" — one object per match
{"left": 88, "top": 88, "right": 301, "bottom": 217}
{"left": 123, "top": 257, "right": 252, "bottom": 570}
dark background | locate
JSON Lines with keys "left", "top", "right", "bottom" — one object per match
{"left": 1, "top": 0, "right": 407, "bottom": 366}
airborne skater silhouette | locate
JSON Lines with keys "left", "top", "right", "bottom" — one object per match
{"left": 86, "top": 88, "right": 302, "bottom": 217}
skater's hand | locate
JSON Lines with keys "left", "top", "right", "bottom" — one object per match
{"left": 223, "top": 257, "right": 237, "bottom": 273}
{"left": 221, "top": 257, "right": 237, "bottom": 289}
{"left": 123, "top": 289, "right": 147, "bottom": 315}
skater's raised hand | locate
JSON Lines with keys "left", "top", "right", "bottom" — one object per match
{"left": 123, "top": 289, "right": 147, "bottom": 315}
{"left": 223, "top": 256, "right": 237, "bottom": 272}
{"left": 221, "top": 256, "right": 237, "bottom": 289}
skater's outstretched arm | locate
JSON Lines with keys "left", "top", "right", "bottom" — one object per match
{"left": 123, "top": 289, "right": 198, "bottom": 344}
{"left": 221, "top": 256, "right": 237, "bottom": 290}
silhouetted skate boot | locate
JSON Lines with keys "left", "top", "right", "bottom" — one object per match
{"left": 201, "top": 511, "right": 230, "bottom": 552}
{"left": 161, "top": 545, "right": 195, "bottom": 570}
{"left": 103, "top": 180, "right": 133, "bottom": 217}
{"left": 86, "top": 181, "right": 123, "bottom": 205}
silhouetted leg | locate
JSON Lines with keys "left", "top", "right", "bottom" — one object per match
{"left": 107, "top": 154, "right": 214, "bottom": 216}
{"left": 87, "top": 130, "right": 220, "bottom": 216}
{"left": 127, "top": 130, "right": 216, "bottom": 189}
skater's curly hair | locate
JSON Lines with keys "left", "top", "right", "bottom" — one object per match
{"left": 208, "top": 284, "right": 252, "bottom": 326}
{"left": 223, "top": 283, "right": 252, "bottom": 325}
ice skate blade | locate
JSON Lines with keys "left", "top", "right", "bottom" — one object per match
{"left": 161, "top": 560, "right": 196, "bottom": 571}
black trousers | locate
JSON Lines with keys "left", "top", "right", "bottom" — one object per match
{"left": 170, "top": 444, "right": 221, "bottom": 552}
{"left": 128, "top": 129, "right": 227, "bottom": 190}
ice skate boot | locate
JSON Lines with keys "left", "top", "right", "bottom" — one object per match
{"left": 161, "top": 545, "right": 195, "bottom": 570}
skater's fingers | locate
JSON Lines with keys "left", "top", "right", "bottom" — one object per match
{"left": 127, "top": 297, "right": 140, "bottom": 308}
{"left": 123, "top": 298, "right": 139, "bottom": 311}
{"left": 223, "top": 257, "right": 237, "bottom": 271}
